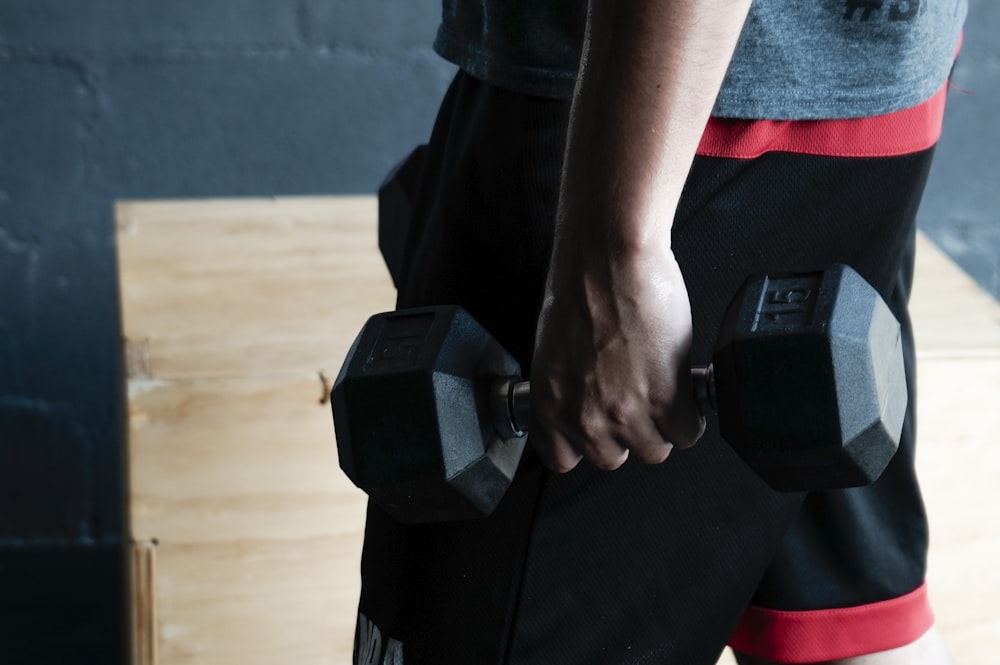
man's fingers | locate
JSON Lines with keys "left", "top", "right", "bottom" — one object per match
{"left": 648, "top": 366, "right": 707, "bottom": 450}
{"left": 585, "top": 440, "right": 630, "bottom": 471}
{"left": 532, "top": 420, "right": 639, "bottom": 473}
{"left": 657, "top": 413, "right": 705, "bottom": 450}
{"left": 598, "top": 404, "right": 675, "bottom": 465}
{"left": 531, "top": 427, "right": 584, "bottom": 474}
{"left": 533, "top": 409, "right": 678, "bottom": 472}
{"left": 656, "top": 397, "right": 706, "bottom": 450}
{"left": 624, "top": 424, "right": 674, "bottom": 465}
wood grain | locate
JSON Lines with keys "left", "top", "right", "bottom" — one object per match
{"left": 132, "top": 540, "right": 159, "bottom": 665}
{"left": 119, "top": 197, "right": 1000, "bottom": 664}
{"left": 120, "top": 197, "right": 387, "bottom": 665}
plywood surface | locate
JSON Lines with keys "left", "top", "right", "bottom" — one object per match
{"left": 911, "top": 234, "right": 1000, "bottom": 664}
{"left": 120, "top": 197, "right": 999, "bottom": 664}
{"left": 118, "top": 197, "right": 388, "bottom": 380}
{"left": 120, "top": 197, "right": 391, "bottom": 665}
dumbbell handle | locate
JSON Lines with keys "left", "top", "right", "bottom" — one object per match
{"left": 492, "top": 366, "right": 718, "bottom": 439}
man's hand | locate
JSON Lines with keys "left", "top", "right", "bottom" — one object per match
{"left": 531, "top": 237, "right": 704, "bottom": 472}
{"left": 528, "top": 0, "right": 751, "bottom": 473}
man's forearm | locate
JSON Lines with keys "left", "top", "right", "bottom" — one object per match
{"left": 529, "top": 0, "right": 752, "bottom": 471}
{"left": 559, "top": 0, "right": 752, "bottom": 252}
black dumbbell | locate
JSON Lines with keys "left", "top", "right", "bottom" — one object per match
{"left": 332, "top": 265, "right": 906, "bottom": 523}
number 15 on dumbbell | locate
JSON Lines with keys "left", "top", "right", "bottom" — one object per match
{"left": 331, "top": 265, "right": 906, "bottom": 524}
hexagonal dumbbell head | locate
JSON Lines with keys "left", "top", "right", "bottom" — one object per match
{"left": 711, "top": 265, "right": 906, "bottom": 491}
{"left": 332, "top": 306, "right": 526, "bottom": 523}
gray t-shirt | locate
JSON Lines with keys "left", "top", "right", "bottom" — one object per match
{"left": 434, "top": 0, "right": 967, "bottom": 119}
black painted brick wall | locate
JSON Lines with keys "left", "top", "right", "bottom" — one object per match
{"left": 0, "top": 2, "right": 452, "bottom": 662}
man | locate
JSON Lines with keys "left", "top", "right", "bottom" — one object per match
{"left": 354, "top": 1, "right": 966, "bottom": 662}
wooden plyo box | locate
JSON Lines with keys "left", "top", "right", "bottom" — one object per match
{"left": 120, "top": 198, "right": 394, "bottom": 664}
{"left": 119, "top": 198, "right": 1000, "bottom": 664}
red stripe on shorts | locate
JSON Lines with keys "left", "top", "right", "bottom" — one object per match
{"left": 728, "top": 582, "right": 934, "bottom": 662}
{"left": 697, "top": 84, "right": 948, "bottom": 159}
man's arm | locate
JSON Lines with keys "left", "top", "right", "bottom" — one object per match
{"left": 530, "top": 0, "right": 752, "bottom": 472}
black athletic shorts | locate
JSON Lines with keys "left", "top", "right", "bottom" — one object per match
{"left": 352, "top": 71, "right": 947, "bottom": 665}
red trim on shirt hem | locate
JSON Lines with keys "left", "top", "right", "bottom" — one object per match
{"left": 728, "top": 583, "right": 934, "bottom": 663}
{"left": 697, "top": 84, "right": 947, "bottom": 159}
